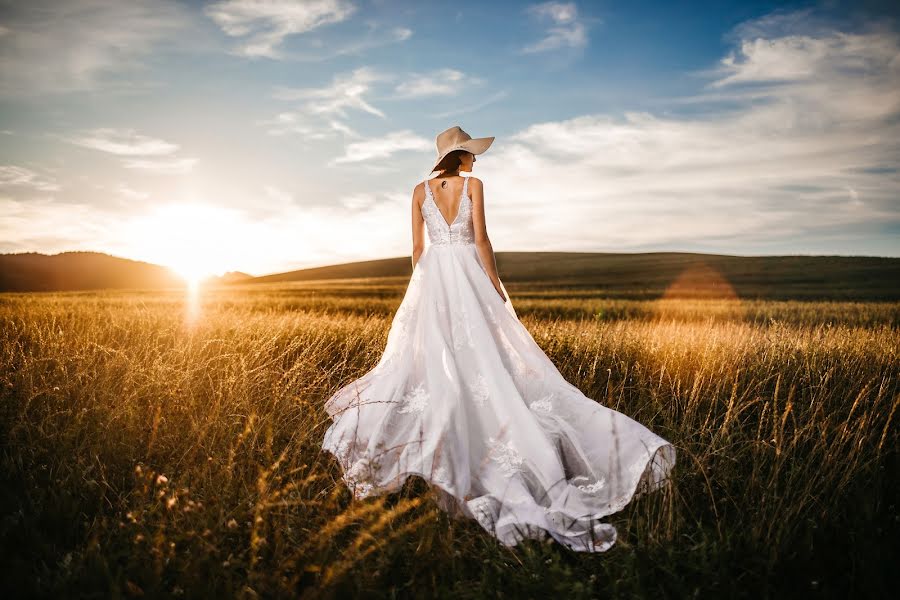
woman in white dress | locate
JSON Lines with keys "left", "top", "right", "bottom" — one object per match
{"left": 322, "top": 125, "right": 676, "bottom": 552}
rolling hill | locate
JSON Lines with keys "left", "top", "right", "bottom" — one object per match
{"left": 0, "top": 252, "right": 184, "bottom": 292}
{"left": 241, "top": 251, "right": 900, "bottom": 301}
{"left": 2, "top": 250, "right": 898, "bottom": 300}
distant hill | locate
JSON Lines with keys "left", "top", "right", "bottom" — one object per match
{"left": 0, "top": 251, "right": 184, "bottom": 292}
{"left": 3, "top": 250, "right": 899, "bottom": 300}
{"left": 249, "top": 256, "right": 413, "bottom": 284}
{"left": 241, "top": 251, "right": 900, "bottom": 301}
{"left": 209, "top": 271, "right": 254, "bottom": 284}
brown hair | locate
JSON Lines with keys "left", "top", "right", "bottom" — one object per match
{"left": 434, "top": 149, "right": 466, "bottom": 174}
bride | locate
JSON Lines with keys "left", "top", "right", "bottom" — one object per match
{"left": 322, "top": 125, "right": 676, "bottom": 552}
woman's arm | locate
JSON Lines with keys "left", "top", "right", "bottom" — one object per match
{"left": 411, "top": 182, "right": 426, "bottom": 270}
{"left": 469, "top": 177, "right": 506, "bottom": 301}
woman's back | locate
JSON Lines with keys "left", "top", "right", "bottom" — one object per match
{"left": 421, "top": 174, "right": 475, "bottom": 246}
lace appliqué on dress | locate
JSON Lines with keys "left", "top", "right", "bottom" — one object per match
{"left": 399, "top": 383, "right": 429, "bottom": 414}
{"left": 452, "top": 303, "right": 474, "bottom": 350}
{"left": 487, "top": 436, "right": 525, "bottom": 478}
{"left": 345, "top": 457, "right": 379, "bottom": 499}
{"left": 571, "top": 475, "right": 607, "bottom": 493}
{"left": 530, "top": 393, "right": 554, "bottom": 413}
{"left": 467, "top": 373, "right": 489, "bottom": 407}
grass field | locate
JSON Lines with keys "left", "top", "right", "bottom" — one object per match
{"left": 1, "top": 281, "right": 897, "bottom": 598}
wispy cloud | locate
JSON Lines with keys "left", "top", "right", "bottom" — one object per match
{"left": 0, "top": 165, "right": 61, "bottom": 192}
{"left": 434, "top": 90, "right": 510, "bottom": 118}
{"left": 0, "top": 0, "right": 188, "bottom": 95}
{"left": 0, "top": 196, "right": 115, "bottom": 254}
{"left": 65, "top": 128, "right": 179, "bottom": 156}
{"left": 264, "top": 66, "right": 387, "bottom": 141}
{"left": 330, "top": 130, "right": 432, "bottom": 165}
{"left": 64, "top": 128, "right": 197, "bottom": 174}
{"left": 273, "top": 66, "right": 387, "bottom": 117}
{"left": 288, "top": 25, "right": 412, "bottom": 62}
{"left": 337, "top": 25, "right": 412, "bottom": 53}
{"left": 117, "top": 184, "right": 149, "bottom": 200}
{"left": 339, "top": 192, "right": 378, "bottom": 210}
{"left": 393, "top": 69, "right": 483, "bottom": 98}
{"left": 264, "top": 65, "right": 492, "bottom": 148}
{"left": 121, "top": 157, "right": 198, "bottom": 174}
{"left": 520, "top": 1, "right": 590, "bottom": 54}
{"left": 258, "top": 112, "right": 362, "bottom": 139}
{"left": 204, "top": 0, "right": 357, "bottom": 59}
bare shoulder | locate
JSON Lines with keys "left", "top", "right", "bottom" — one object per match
{"left": 467, "top": 176, "right": 484, "bottom": 196}
{"left": 411, "top": 181, "right": 427, "bottom": 210}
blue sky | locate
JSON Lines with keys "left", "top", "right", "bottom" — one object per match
{"left": 1, "top": 0, "right": 899, "bottom": 277}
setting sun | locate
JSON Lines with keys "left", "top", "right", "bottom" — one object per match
{"left": 124, "top": 203, "right": 246, "bottom": 284}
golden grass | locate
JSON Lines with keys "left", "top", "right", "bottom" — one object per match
{"left": 0, "top": 288, "right": 897, "bottom": 598}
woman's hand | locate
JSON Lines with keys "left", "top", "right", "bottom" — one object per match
{"left": 494, "top": 282, "right": 507, "bottom": 302}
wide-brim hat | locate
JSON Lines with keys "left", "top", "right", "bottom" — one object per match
{"left": 429, "top": 125, "right": 494, "bottom": 174}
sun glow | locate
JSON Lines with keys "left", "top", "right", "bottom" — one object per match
{"left": 125, "top": 203, "right": 248, "bottom": 284}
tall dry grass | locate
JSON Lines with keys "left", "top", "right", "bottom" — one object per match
{"left": 0, "top": 289, "right": 897, "bottom": 598}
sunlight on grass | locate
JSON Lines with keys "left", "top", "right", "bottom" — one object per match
{"left": 0, "top": 287, "right": 896, "bottom": 597}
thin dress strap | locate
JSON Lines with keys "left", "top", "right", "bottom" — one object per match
{"left": 422, "top": 178, "right": 431, "bottom": 215}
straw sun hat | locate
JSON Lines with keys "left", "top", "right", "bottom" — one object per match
{"left": 429, "top": 125, "right": 495, "bottom": 174}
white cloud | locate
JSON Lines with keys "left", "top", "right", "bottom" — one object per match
{"left": 713, "top": 28, "right": 900, "bottom": 89}
{"left": 330, "top": 130, "right": 431, "bottom": 164}
{"left": 0, "top": 196, "right": 115, "bottom": 253}
{"left": 521, "top": 2, "right": 589, "bottom": 54}
{"left": 65, "top": 128, "right": 179, "bottom": 156}
{"left": 117, "top": 184, "right": 149, "bottom": 200}
{"left": 339, "top": 192, "right": 378, "bottom": 210}
{"left": 700, "top": 23, "right": 900, "bottom": 126}
{"left": 0, "top": 0, "right": 188, "bottom": 95}
{"left": 257, "top": 111, "right": 340, "bottom": 138}
{"left": 272, "top": 66, "right": 387, "bottom": 117}
{"left": 0, "top": 166, "right": 61, "bottom": 192}
{"left": 290, "top": 25, "right": 412, "bottom": 61}
{"left": 435, "top": 90, "right": 510, "bottom": 118}
{"left": 264, "top": 66, "right": 386, "bottom": 141}
{"left": 204, "top": 0, "right": 357, "bottom": 59}
{"left": 121, "top": 157, "right": 198, "bottom": 174}
{"left": 64, "top": 128, "right": 197, "bottom": 174}
{"left": 393, "top": 69, "right": 483, "bottom": 98}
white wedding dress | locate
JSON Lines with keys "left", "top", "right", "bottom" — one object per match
{"left": 322, "top": 174, "right": 675, "bottom": 552}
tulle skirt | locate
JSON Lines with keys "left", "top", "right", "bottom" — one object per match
{"left": 322, "top": 241, "right": 676, "bottom": 552}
